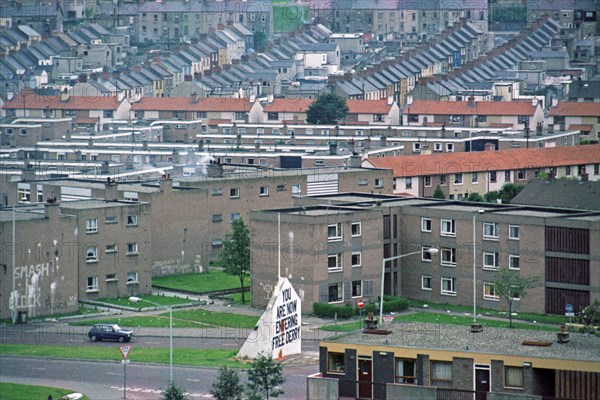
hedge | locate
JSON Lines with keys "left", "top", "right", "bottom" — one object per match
{"left": 313, "top": 303, "right": 354, "bottom": 319}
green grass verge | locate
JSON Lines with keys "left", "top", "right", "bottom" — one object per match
{"left": 221, "top": 292, "right": 252, "bottom": 305}
{"left": 0, "top": 382, "right": 89, "bottom": 400}
{"left": 321, "top": 312, "right": 560, "bottom": 332}
{"left": 407, "top": 300, "right": 569, "bottom": 325}
{"left": 152, "top": 269, "right": 243, "bottom": 293}
{"left": 97, "top": 294, "right": 197, "bottom": 308}
{"left": 0, "top": 344, "right": 246, "bottom": 369}
{"left": 71, "top": 310, "right": 259, "bottom": 329}
{"left": 274, "top": 5, "right": 308, "bottom": 32}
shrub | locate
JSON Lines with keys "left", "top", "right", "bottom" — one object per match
{"left": 313, "top": 303, "right": 354, "bottom": 319}
{"left": 354, "top": 297, "right": 408, "bottom": 316}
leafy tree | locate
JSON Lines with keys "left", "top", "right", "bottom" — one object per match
{"left": 576, "top": 299, "right": 600, "bottom": 334}
{"left": 484, "top": 190, "right": 499, "bottom": 203}
{"left": 466, "top": 192, "right": 484, "bottom": 202}
{"left": 162, "top": 382, "right": 188, "bottom": 400}
{"left": 432, "top": 185, "right": 445, "bottom": 199}
{"left": 498, "top": 183, "right": 525, "bottom": 204}
{"left": 246, "top": 353, "right": 285, "bottom": 400}
{"left": 219, "top": 218, "right": 251, "bottom": 304}
{"left": 211, "top": 366, "right": 243, "bottom": 400}
{"left": 493, "top": 268, "right": 540, "bottom": 328}
{"left": 254, "top": 32, "right": 268, "bottom": 50}
{"left": 306, "top": 93, "right": 349, "bottom": 125}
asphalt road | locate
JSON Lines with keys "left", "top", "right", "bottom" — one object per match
{"left": 0, "top": 356, "right": 317, "bottom": 399}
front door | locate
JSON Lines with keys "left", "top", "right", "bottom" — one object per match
{"left": 475, "top": 365, "right": 490, "bottom": 400}
{"left": 358, "top": 358, "right": 372, "bottom": 399}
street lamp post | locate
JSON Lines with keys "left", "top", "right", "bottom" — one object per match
{"left": 380, "top": 248, "right": 439, "bottom": 325}
{"left": 129, "top": 296, "right": 173, "bottom": 382}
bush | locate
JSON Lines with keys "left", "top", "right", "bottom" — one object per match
{"left": 383, "top": 296, "right": 409, "bottom": 313}
{"left": 313, "top": 303, "right": 354, "bottom": 319}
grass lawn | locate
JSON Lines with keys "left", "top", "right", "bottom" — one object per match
{"left": 97, "top": 294, "right": 197, "bottom": 308}
{"left": 71, "top": 310, "right": 258, "bottom": 329}
{"left": 320, "top": 312, "right": 560, "bottom": 332}
{"left": 0, "top": 382, "right": 89, "bottom": 400}
{"left": 153, "top": 269, "right": 243, "bottom": 293}
{"left": 0, "top": 344, "right": 245, "bottom": 369}
{"left": 407, "top": 300, "right": 569, "bottom": 325}
{"left": 222, "top": 291, "right": 252, "bottom": 305}
{"left": 274, "top": 4, "right": 308, "bottom": 32}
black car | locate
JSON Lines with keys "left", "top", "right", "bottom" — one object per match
{"left": 88, "top": 324, "right": 133, "bottom": 342}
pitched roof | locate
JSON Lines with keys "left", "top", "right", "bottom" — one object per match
{"left": 512, "top": 179, "right": 600, "bottom": 211}
{"left": 366, "top": 145, "right": 600, "bottom": 177}
{"left": 3, "top": 92, "right": 120, "bottom": 110}
{"left": 548, "top": 102, "right": 600, "bottom": 117}
{"left": 405, "top": 100, "right": 539, "bottom": 116}
{"left": 347, "top": 99, "right": 392, "bottom": 114}
{"left": 130, "top": 97, "right": 252, "bottom": 112}
{"left": 262, "top": 99, "right": 314, "bottom": 113}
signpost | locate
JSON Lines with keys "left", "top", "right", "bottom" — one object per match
{"left": 382, "top": 315, "right": 395, "bottom": 323}
{"left": 120, "top": 346, "right": 131, "bottom": 399}
{"left": 565, "top": 304, "right": 574, "bottom": 326}
{"left": 357, "top": 298, "right": 364, "bottom": 329}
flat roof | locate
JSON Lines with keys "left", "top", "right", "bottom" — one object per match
{"left": 323, "top": 322, "right": 600, "bottom": 366}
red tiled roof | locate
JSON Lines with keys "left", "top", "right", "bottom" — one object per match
{"left": 130, "top": 97, "right": 252, "bottom": 112}
{"left": 568, "top": 124, "right": 594, "bottom": 132}
{"left": 549, "top": 102, "right": 600, "bottom": 117}
{"left": 3, "top": 93, "right": 119, "bottom": 110}
{"left": 208, "top": 119, "right": 232, "bottom": 125}
{"left": 263, "top": 99, "right": 313, "bottom": 113}
{"left": 75, "top": 117, "right": 98, "bottom": 124}
{"left": 405, "top": 100, "right": 539, "bottom": 116}
{"left": 366, "top": 145, "right": 600, "bottom": 177}
{"left": 347, "top": 99, "right": 392, "bottom": 114}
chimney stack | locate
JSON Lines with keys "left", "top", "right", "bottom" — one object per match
{"left": 104, "top": 178, "right": 119, "bottom": 201}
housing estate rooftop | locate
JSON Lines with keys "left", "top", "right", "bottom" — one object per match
{"left": 323, "top": 322, "right": 600, "bottom": 368}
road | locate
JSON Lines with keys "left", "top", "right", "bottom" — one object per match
{"left": 0, "top": 356, "right": 317, "bottom": 399}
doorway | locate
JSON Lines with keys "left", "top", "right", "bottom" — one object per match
{"left": 358, "top": 358, "right": 372, "bottom": 399}
{"left": 474, "top": 364, "right": 490, "bottom": 400}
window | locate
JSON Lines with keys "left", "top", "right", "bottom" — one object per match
{"left": 441, "top": 219, "right": 456, "bottom": 236}
{"left": 86, "top": 246, "right": 98, "bottom": 262}
{"left": 441, "top": 277, "right": 456, "bottom": 295}
{"left": 277, "top": 184, "right": 286, "bottom": 192}
{"left": 105, "top": 244, "right": 117, "bottom": 253}
{"left": 212, "top": 214, "right": 223, "bottom": 222}
{"left": 424, "top": 176, "right": 432, "bottom": 187}
{"left": 18, "top": 187, "right": 31, "bottom": 203}
{"left": 483, "top": 222, "right": 499, "bottom": 239}
{"left": 505, "top": 171, "right": 511, "bottom": 182}
{"left": 454, "top": 173, "right": 463, "bottom": 184}
{"left": 127, "top": 242, "right": 138, "bottom": 255}
{"left": 472, "top": 172, "right": 478, "bottom": 183}
{"left": 328, "top": 352, "right": 345, "bottom": 372}
{"left": 351, "top": 222, "right": 361, "bottom": 237}
{"left": 292, "top": 184, "right": 301, "bottom": 196}
{"left": 328, "top": 254, "right": 343, "bottom": 272}
{"left": 509, "top": 225, "right": 520, "bottom": 240}
{"left": 517, "top": 169, "right": 526, "bottom": 180}
{"left": 421, "top": 217, "right": 432, "bottom": 232}
{"left": 484, "top": 282, "right": 499, "bottom": 300}
{"left": 490, "top": 171, "right": 497, "bottom": 183}
{"left": 422, "top": 246, "right": 434, "bottom": 262}
{"left": 328, "top": 283, "right": 343, "bottom": 302}
{"left": 405, "top": 177, "right": 412, "bottom": 189}
{"left": 358, "top": 179, "right": 368, "bottom": 186}
{"left": 352, "top": 280, "right": 362, "bottom": 297}
{"left": 230, "top": 188, "right": 240, "bottom": 198}
{"left": 431, "top": 361, "right": 452, "bottom": 381}
{"left": 127, "top": 272, "right": 138, "bottom": 284}
{"left": 395, "top": 359, "right": 417, "bottom": 384}
{"left": 106, "top": 273, "right": 118, "bottom": 281}
{"left": 509, "top": 255, "right": 520, "bottom": 270}
{"left": 441, "top": 248, "right": 456, "bottom": 266}
{"left": 259, "top": 186, "right": 269, "bottom": 196}
{"left": 413, "top": 142, "right": 421, "bottom": 152}
{"left": 231, "top": 213, "right": 240, "bottom": 222}
{"left": 267, "top": 112, "right": 278, "bottom": 120}
{"left": 212, "top": 188, "right": 223, "bottom": 196}
{"left": 505, "top": 366, "right": 523, "bottom": 388}
{"left": 422, "top": 275, "right": 432, "bottom": 290}
{"left": 87, "top": 276, "right": 98, "bottom": 292}
{"left": 375, "top": 178, "right": 384, "bottom": 188}
{"left": 105, "top": 216, "right": 117, "bottom": 224}
{"left": 126, "top": 214, "right": 138, "bottom": 226}
{"left": 328, "top": 223, "right": 342, "bottom": 241}
{"left": 86, "top": 218, "right": 98, "bottom": 233}
{"left": 483, "top": 252, "right": 499, "bottom": 270}
{"left": 440, "top": 174, "right": 447, "bottom": 185}
{"left": 565, "top": 166, "right": 571, "bottom": 176}
{"left": 351, "top": 252, "right": 362, "bottom": 267}
{"left": 446, "top": 143, "right": 454, "bottom": 152}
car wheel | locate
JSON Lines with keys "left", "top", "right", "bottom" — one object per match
{"left": 118, "top": 336, "right": 125, "bottom": 343}
{"left": 90, "top": 335, "right": 98, "bottom": 342}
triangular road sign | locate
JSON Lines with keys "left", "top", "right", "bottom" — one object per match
{"left": 119, "top": 345, "right": 131, "bottom": 359}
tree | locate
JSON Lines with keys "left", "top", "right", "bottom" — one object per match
{"left": 254, "top": 32, "right": 268, "bottom": 50}
{"left": 306, "top": 93, "right": 349, "bottom": 125}
{"left": 498, "top": 183, "right": 525, "bottom": 204}
{"left": 219, "top": 218, "right": 251, "bottom": 304}
{"left": 484, "top": 190, "right": 499, "bottom": 203}
{"left": 211, "top": 366, "right": 243, "bottom": 400}
{"left": 432, "top": 185, "right": 445, "bottom": 199}
{"left": 246, "top": 353, "right": 285, "bottom": 400}
{"left": 162, "top": 382, "right": 187, "bottom": 400}
{"left": 576, "top": 299, "right": 600, "bottom": 333}
{"left": 466, "top": 192, "right": 484, "bottom": 202}
{"left": 493, "top": 268, "right": 540, "bottom": 328}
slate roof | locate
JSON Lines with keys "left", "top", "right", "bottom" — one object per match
{"left": 512, "top": 179, "right": 600, "bottom": 211}
{"left": 567, "top": 81, "right": 600, "bottom": 100}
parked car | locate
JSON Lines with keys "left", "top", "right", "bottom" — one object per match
{"left": 88, "top": 324, "right": 133, "bottom": 342}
